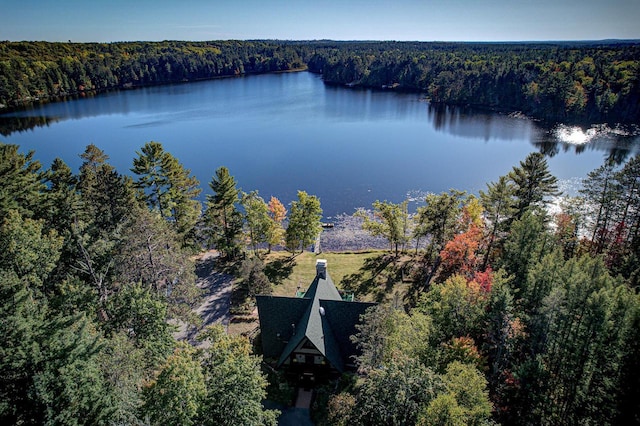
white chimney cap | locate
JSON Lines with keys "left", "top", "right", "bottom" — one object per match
{"left": 316, "top": 259, "right": 327, "bottom": 277}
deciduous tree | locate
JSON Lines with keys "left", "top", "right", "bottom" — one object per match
{"left": 143, "top": 343, "right": 206, "bottom": 426}
{"left": 266, "top": 196, "right": 287, "bottom": 251}
{"left": 241, "top": 191, "right": 272, "bottom": 255}
{"left": 357, "top": 200, "right": 409, "bottom": 256}
{"left": 285, "top": 190, "right": 322, "bottom": 254}
{"left": 198, "top": 325, "right": 278, "bottom": 426}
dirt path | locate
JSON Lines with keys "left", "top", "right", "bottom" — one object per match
{"left": 195, "top": 251, "right": 233, "bottom": 329}
{"left": 174, "top": 250, "right": 234, "bottom": 344}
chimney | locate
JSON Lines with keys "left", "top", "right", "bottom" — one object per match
{"left": 316, "top": 259, "right": 327, "bottom": 279}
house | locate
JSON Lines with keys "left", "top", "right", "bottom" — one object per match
{"left": 256, "top": 260, "right": 375, "bottom": 382}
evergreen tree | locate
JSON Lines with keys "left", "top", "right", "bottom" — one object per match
{"left": 580, "top": 159, "right": 621, "bottom": 253}
{"left": 0, "top": 211, "right": 112, "bottom": 425}
{"left": 479, "top": 175, "right": 516, "bottom": 269}
{"left": 238, "top": 256, "right": 272, "bottom": 298}
{"left": 524, "top": 254, "right": 636, "bottom": 425}
{"left": 0, "top": 143, "right": 44, "bottom": 219}
{"left": 105, "top": 283, "right": 176, "bottom": 367}
{"left": 500, "top": 208, "right": 553, "bottom": 288}
{"left": 113, "top": 205, "right": 199, "bottom": 321}
{"left": 131, "top": 141, "right": 201, "bottom": 248}
{"left": 78, "top": 144, "right": 136, "bottom": 233}
{"left": 204, "top": 167, "right": 243, "bottom": 259}
{"left": 509, "top": 152, "right": 560, "bottom": 219}
{"left": 75, "top": 145, "right": 137, "bottom": 308}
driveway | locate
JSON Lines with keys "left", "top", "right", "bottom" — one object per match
{"left": 174, "top": 250, "right": 233, "bottom": 344}
{"left": 195, "top": 251, "right": 232, "bottom": 329}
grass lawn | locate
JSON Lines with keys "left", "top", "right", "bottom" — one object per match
{"left": 227, "top": 249, "right": 420, "bottom": 335}
{"left": 263, "top": 250, "right": 414, "bottom": 303}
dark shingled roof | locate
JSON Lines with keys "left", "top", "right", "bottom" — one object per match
{"left": 256, "top": 296, "right": 310, "bottom": 360}
{"left": 256, "top": 260, "right": 376, "bottom": 372}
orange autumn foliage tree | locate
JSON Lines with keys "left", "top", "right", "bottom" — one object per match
{"left": 439, "top": 200, "right": 485, "bottom": 280}
{"left": 266, "top": 196, "right": 287, "bottom": 250}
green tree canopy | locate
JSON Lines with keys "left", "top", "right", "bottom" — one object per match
{"left": 509, "top": 152, "right": 560, "bottom": 219}
{"left": 198, "top": 325, "right": 278, "bottom": 426}
{"left": 0, "top": 143, "right": 44, "bottom": 219}
{"left": 285, "top": 190, "right": 322, "bottom": 254}
{"left": 143, "top": 343, "right": 206, "bottom": 426}
{"left": 357, "top": 200, "right": 409, "bottom": 256}
{"left": 204, "top": 166, "right": 243, "bottom": 259}
{"left": 132, "top": 141, "right": 202, "bottom": 248}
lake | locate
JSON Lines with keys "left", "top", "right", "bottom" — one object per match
{"left": 1, "top": 71, "right": 639, "bottom": 218}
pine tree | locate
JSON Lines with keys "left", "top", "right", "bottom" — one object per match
{"left": 0, "top": 143, "right": 44, "bottom": 219}
{"left": 509, "top": 152, "right": 560, "bottom": 219}
{"left": 131, "top": 141, "right": 201, "bottom": 248}
{"left": 204, "top": 167, "right": 243, "bottom": 259}
{"left": 579, "top": 159, "right": 621, "bottom": 253}
{"left": 480, "top": 175, "right": 516, "bottom": 269}
{"left": 113, "top": 205, "right": 199, "bottom": 321}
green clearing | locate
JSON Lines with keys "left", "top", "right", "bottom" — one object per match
{"left": 263, "top": 250, "right": 414, "bottom": 303}
{"left": 227, "top": 249, "right": 418, "bottom": 335}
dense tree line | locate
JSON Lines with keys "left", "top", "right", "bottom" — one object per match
{"left": 1, "top": 40, "right": 639, "bottom": 124}
{"left": 0, "top": 140, "right": 320, "bottom": 425}
{"left": 308, "top": 40, "right": 640, "bottom": 123}
{"left": 320, "top": 151, "right": 640, "bottom": 425}
{"left": 2, "top": 137, "right": 639, "bottom": 424}
{"left": 0, "top": 40, "right": 307, "bottom": 108}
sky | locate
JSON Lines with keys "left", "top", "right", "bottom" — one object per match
{"left": 2, "top": 0, "right": 639, "bottom": 43}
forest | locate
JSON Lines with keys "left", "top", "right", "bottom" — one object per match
{"left": 1, "top": 39, "right": 639, "bottom": 124}
{"left": 1, "top": 137, "right": 639, "bottom": 425}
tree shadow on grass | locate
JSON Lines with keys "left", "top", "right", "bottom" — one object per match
{"left": 264, "top": 256, "right": 296, "bottom": 285}
{"left": 340, "top": 253, "right": 397, "bottom": 299}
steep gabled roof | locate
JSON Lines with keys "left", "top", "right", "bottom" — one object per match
{"left": 256, "top": 296, "right": 311, "bottom": 360}
{"left": 320, "top": 299, "right": 375, "bottom": 367}
{"left": 257, "top": 260, "right": 376, "bottom": 372}
{"left": 275, "top": 267, "right": 344, "bottom": 368}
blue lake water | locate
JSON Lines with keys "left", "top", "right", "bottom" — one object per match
{"left": 1, "top": 71, "right": 638, "bottom": 217}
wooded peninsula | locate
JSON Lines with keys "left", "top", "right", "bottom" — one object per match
{"left": 1, "top": 39, "right": 639, "bottom": 124}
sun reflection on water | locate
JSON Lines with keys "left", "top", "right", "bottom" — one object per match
{"left": 553, "top": 125, "right": 598, "bottom": 145}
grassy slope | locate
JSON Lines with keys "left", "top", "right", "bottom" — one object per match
{"left": 264, "top": 250, "right": 413, "bottom": 303}
{"left": 228, "top": 249, "right": 416, "bottom": 335}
